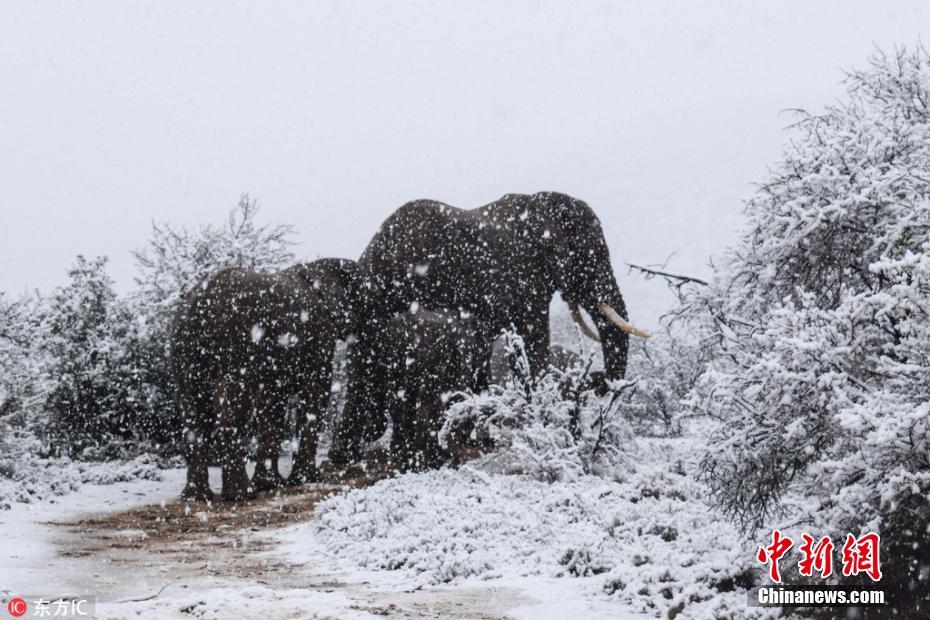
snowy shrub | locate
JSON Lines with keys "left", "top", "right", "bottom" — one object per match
{"left": 1, "top": 272, "right": 172, "bottom": 485}
{"left": 621, "top": 327, "right": 716, "bottom": 437}
{"left": 306, "top": 439, "right": 765, "bottom": 618}
{"left": 689, "top": 47, "right": 930, "bottom": 613}
{"left": 439, "top": 331, "right": 637, "bottom": 482}
{"left": 124, "top": 194, "right": 296, "bottom": 451}
{"left": 0, "top": 448, "right": 165, "bottom": 508}
{"left": 551, "top": 304, "right": 714, "bottom": 437}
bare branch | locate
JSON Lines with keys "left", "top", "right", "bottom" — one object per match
{"left": 626, "top": 263, "right": 709, "bottom": 287}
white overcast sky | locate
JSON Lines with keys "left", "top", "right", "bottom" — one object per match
{"left": 1, "top": 1, "right": 927, "bottom": 326}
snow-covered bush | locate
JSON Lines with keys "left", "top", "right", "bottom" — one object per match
{"left": 124, "top": 194, "right": 296, "bottom": 451}
{"left": 621, "top": 327, "right": 716, "bottom": 436}
{"left": 439, "top": 331, "right": 637, "bottom": 481}
{"left": 0, "top": 448, "right": 165, "bottom": 509}
{"left": 551, "top": 304, "right": 714, "bottom": 437}
{"left": 305, "top": 439, "right": 764, "bottom": 619}
{"left": 689, "top": 47, "right": 930, "bottom": 612}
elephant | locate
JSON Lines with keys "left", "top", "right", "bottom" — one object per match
{"left": 330, "top": 191, "right": 648, "bottom": 463}
{"left": 486, "top": 336, "right": 612, "bottom": 403}
{"left": 488, "top": 340, "right": 587, "bottom": 385}
{"left": 382, "top": 308, "right": 492, "bottom": 470}
{"left": 170, "top": 258, "right": 358, "bottom": 501}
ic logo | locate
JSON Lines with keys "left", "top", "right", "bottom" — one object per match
{"left": 7, "top": 597, "right": 28, "bottom": 617}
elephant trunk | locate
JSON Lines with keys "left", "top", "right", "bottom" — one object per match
{"left": 567, "top": 289, "right": 645, "bottom": 381}
{"left": 586, "top": 294, "right": 631, "bottom": 381}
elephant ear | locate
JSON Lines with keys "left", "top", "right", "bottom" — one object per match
{"left": 323, "top": 258, "right": 362, "bottom": 337}
{"left": 292, "top": 258, "right": 361, "bottom": 339}
{"left": 533, "top": 191, "right": 597, "bottom": 236}
{"left": 329, "top": 259, "right": 361, "bottom": 326}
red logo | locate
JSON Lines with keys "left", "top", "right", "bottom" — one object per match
{"left": 798, "top": 533, "right": 835, "bottom": 578}
{"left": 756, "top": 529, "right": 794, "bottom": 583}
{"left": 7, "top": 597, "right": 28, "bottom": 617}
{"left": 757, "top": 531, "right": 882, "bottom": 583}
{"left": 842, "top": 533, "right": 882, "bottom": 582}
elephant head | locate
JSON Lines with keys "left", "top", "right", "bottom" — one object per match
{"left": 530, "top": 192, "right": 649, "bottom": 380}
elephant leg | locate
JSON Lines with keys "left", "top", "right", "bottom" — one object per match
{"left": 406, "top": 367, "right": 435, "bottom": 472}
{"left": 389, "top": 405, "right": 414, "bottom": 471}
{"left": 416, "top": 371, "right": 449, "bottom": 470}
{"left": 179, "top": 378, "right": 214, "bottom": 502}
{"left": 289, "top": 366, "right": 329, "bottom": 485}
{"left": 523, "top": 311, "right": 551, "bottom": 377}
{"left": 252, "top": 395, "right": 287, "bottom": 492}
{"left": 329, "top": 335, "right": 387, "bottom": 464}
{"left": 216, "top": 377, "right": 255, "bottom": 502}
{"left": 385, "top": 352, "right": 411, "bottom": 469}
{"left": 391, "top": 390, "right": 417, "bottom": 471}
{"left": 421, "top": 399, "right": 447, "bottom": 470}
{"left": 182, "top": 433, "right": 213, "bottom": 501}
{"left": 181, "top": 414, "right": 213, "bottom": 502}
{"left": 408, "top": 402, "right": 430, "bottom": 472}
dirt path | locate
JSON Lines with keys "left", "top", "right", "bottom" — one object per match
{"left": 44, "top": 461, "right": 531, "bottom": 619}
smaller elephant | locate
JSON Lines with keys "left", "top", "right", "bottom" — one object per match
{"left": 383, "top": 308, "right": 491, "bottom": 470}
{"left": 171, "top": 258, "right": 357, "bottom": 501}
{"left": 547, "top": 343, "right": 583, "bottom": 373}
{"left": 487, "top": 336, "right": 611, "bottom": 397}
{"left": 488, "top": 333, "right": 586, "bottom": 380}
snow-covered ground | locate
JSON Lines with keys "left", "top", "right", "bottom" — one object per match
{"left": 0, "top": 438, "right": 768, "bottom": 619}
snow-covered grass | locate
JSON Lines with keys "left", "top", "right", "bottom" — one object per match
{"left": 286, "top": 437, "right": 773, "bottom": 619}
{"left": 0, "top": 442, "right": 167, "bottom": 509}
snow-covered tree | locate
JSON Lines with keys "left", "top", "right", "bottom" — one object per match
{"left": 0, "top": 290, "right": 50, "bottom": 482}
{"left": 43, "top": 256, "right": 137, "bottom": 458}
{"left": 0, "top": 292, "right": 46, "bottom": 423}
{"left": 132, "top": 193, "right": 295, "bottom": 312}
{"left": 123, "top": 194, "right": 296, "bottom": 450}
{"left": 688, "top": 47, "right": 930, "bottom": 610}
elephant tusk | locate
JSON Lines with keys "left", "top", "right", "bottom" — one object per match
{"left": 568, "top": 304, "right": 601, "bottom": 342}
{"left": 600, "top": 304, "right": 651, "bottom": 338}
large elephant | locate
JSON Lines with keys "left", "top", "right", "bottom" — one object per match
{"left": 383, "top": 308, "right": 490, "bottom": 470}
{"left": 170, "top": 258, "right": 357, "bottom": 501}
{"left": 330, "top": 191, "right": 647, "bottom": 463}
